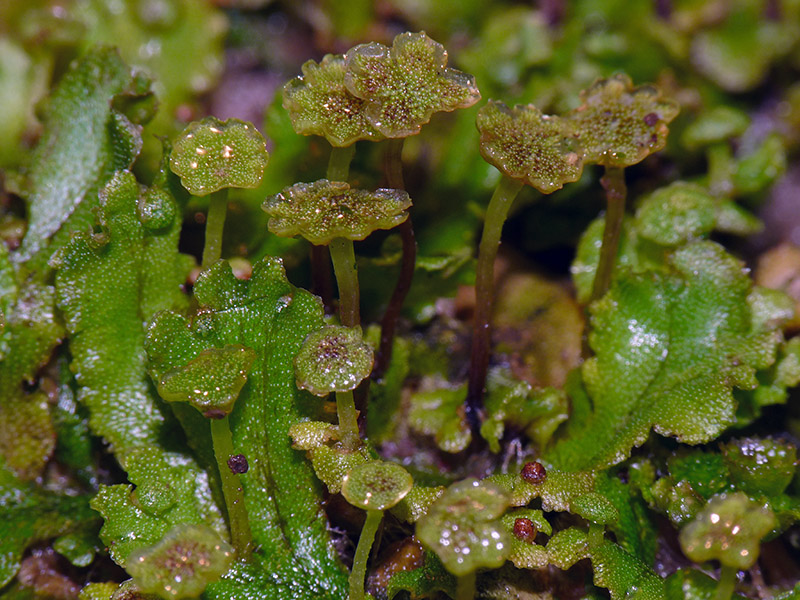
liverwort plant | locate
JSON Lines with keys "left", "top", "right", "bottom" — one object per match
{"left": 263, "top": 179, "right": 411, "bottom": 327}
{"left": 416, "top": 478, "right": 511, "bottom": 600}
{"left": 341, "top": 461, "right": 413, "bottom": 600}
{"left": 284, "top": 31, "right": 480, "bottom": 372}
{"left": 294, "top": 325, "right": 374, "bottom": 450}
{"left": 467, "top": 101, "right": 583, "bottom": 426}
{"left": 679, "top": 492, "right": 777, "bottom": 600}
{"left": 169, "top": 117, "right": 269, "bottom": 269}
{"left": 343, "top": 31, "right": 481, "bottom": 373}
{"left": 155, "top": 345, "right": 256, "bottom": 558}
{"left": 282, "top": 53, "right": 385, "bottom": 307}
{"left": 283, "top": 53, "right": 384, "bottom": 181}
{"left": 566, "top": 74, "right": 679, "bottom": 301}
{"left": 126, "top": 523, "right": 234, "bottom": 599}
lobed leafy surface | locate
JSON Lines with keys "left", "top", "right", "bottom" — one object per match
{"left": 91, "top": 445, "right": 224, "bottom": 568}
{"left": 264, "top": 179, "right": 411, "bottom": 245}
{"left": 282, "top": 54, "right": 385, "bottom": 147}
{"left": 15, "top": 47, "right": 145, "bottom": 275}
{"left": 0, "top": 467, "right": 100, "bottom": 587}
{"left": 344, "top": 31, "right": 481, "bottom": 138}
{"left": 476, "top": 101, "right": 583, "bottom": 193}
{"left": 52, "top": 169, "right": 192, "bottom": 462}
{"left": 0, "top": 245, "right": 61, "bottom": 479}
{"left": 145, "top": 257, "right": 349, "bottom": 598}
{"left": 549, "top": 241, "right": 790, "bottom": 471}
{"left": 567, "top": 73, "right": 679, "bottom": 168}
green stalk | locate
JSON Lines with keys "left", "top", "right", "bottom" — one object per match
{"left": 329, "top": 236, "right": 360, "bottom": 327}
{"left": 336, "top": 390, "right": 361, "bottom": 451}
{"left": 714, "top": 565, "right": 737, "bottom": 600}
{"left": 456, "top": 572, "right": 477, "bottom": 600}
{"left": 311, "top": 145, "right": 356, "bottom": 315}
{"left": 202, "top": 189, "right": 229, "bottom": 270}
{"left": 327, "top": 144, "right": 356, "bottom": 182}
{"left": 209, "top": 415, "right": 252, "bottom": 558}
{"left": 348, "top": 509, "right": 382, "bottom": 600}
{"left": 466, "top": 175, "right": 523, "bottom": 431}
{"left": 590, "top": 166, "right": 627, "bottom": 303}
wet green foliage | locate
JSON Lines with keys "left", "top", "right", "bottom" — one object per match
{"left": 15, "top": 46, "right": 147, "bottom": 275}
{"left": 52, "top": 169, "right": 192, "bottom": 462}
{"left": 476, "top": 101, "right": 583, "bottom": 193}
{"left": 170, "top": 117, "right": 269, "bottom": 196}
{"left": 127, "top": 524, "right": 234, "bottom": 599}
{"left": 145, "top": 257, "right": 350, "bottom": 597}
{"left": 343, "top": 31, "right": 481, "bottom": 138}
{"left": 90, "top": 444, "right": 224, "bottom": 567}
{"left": 294, "top": 325, "right": 374, "bottom": 396}
{"left": 3, "top": 3, "right": 800, "bottom": 599}
{"left": 282, "top": 54, "right": 385, "bottom": 147}
{"left": 0, "top": 468, "right": 100, "bottom": 588}
{"left": 264, "top": 179, "right": 411, "bottom": 245}
{"left": 551, "top": 241, "right": 791, "bottom": 471}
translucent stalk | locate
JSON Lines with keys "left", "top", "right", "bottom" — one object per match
{"left": 329, "top": 236, "right": 360, "bottom": 327}
{"left": 714, "top": 565, "right": 737, "bottom": 600}
{"left": 466, "top": 175, "right": 523, "bottom": 431}
{"left": 209, "top": 415, "right": 252, "bottom": 558}
{"left": 202, "top": 189, "right": 228, "bottom": 270}
{"left": 348, "top": 509, "right": 382, "bottom": 600}
{"left": 456, "top": 572, "right": 477, "bottom": 600}
{"left": 327, "top": 144, "right": 356, "bottom": 182}
{"left": 590, "top": 166, "right": 627, "bottom": 302}
{"left": 336, "top": 390, "right": 361, "bottom": 451}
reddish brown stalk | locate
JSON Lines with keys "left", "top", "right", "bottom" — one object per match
{"left": 374, "top": 138, "right": 417, "bottom": 378}
{"left": 590, "top": 166, "right": 627, "bottom": 303}
{"left": 310, "top": 244, "right": 334, "bottom": 314}
{"left": 465, "top": 176, "right": 523, "bottom": 434}
{"left": 375, "top": 218, "right": 416, "bottom": 378}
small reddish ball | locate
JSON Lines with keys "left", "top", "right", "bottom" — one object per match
{"left": 521, "top": 461, "right": 546, "bottom": 484}
{"left": 227, "top": 454, "right": 249, "bottom": 474}
{"left": 513, "top": 518, "right": 537, "bottom": 543}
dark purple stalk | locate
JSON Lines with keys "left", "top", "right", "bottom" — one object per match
{"left": 374, "top": 138, "right": 417, "bottom": 378}
{"left": 310, "top": 244, "right": 334, "bottom": 314}
{"left": 465, "top": 175, "right": 523, "bottom": 434}
{"left": 590, "top": 166, "right": 627, "bottom": 303}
